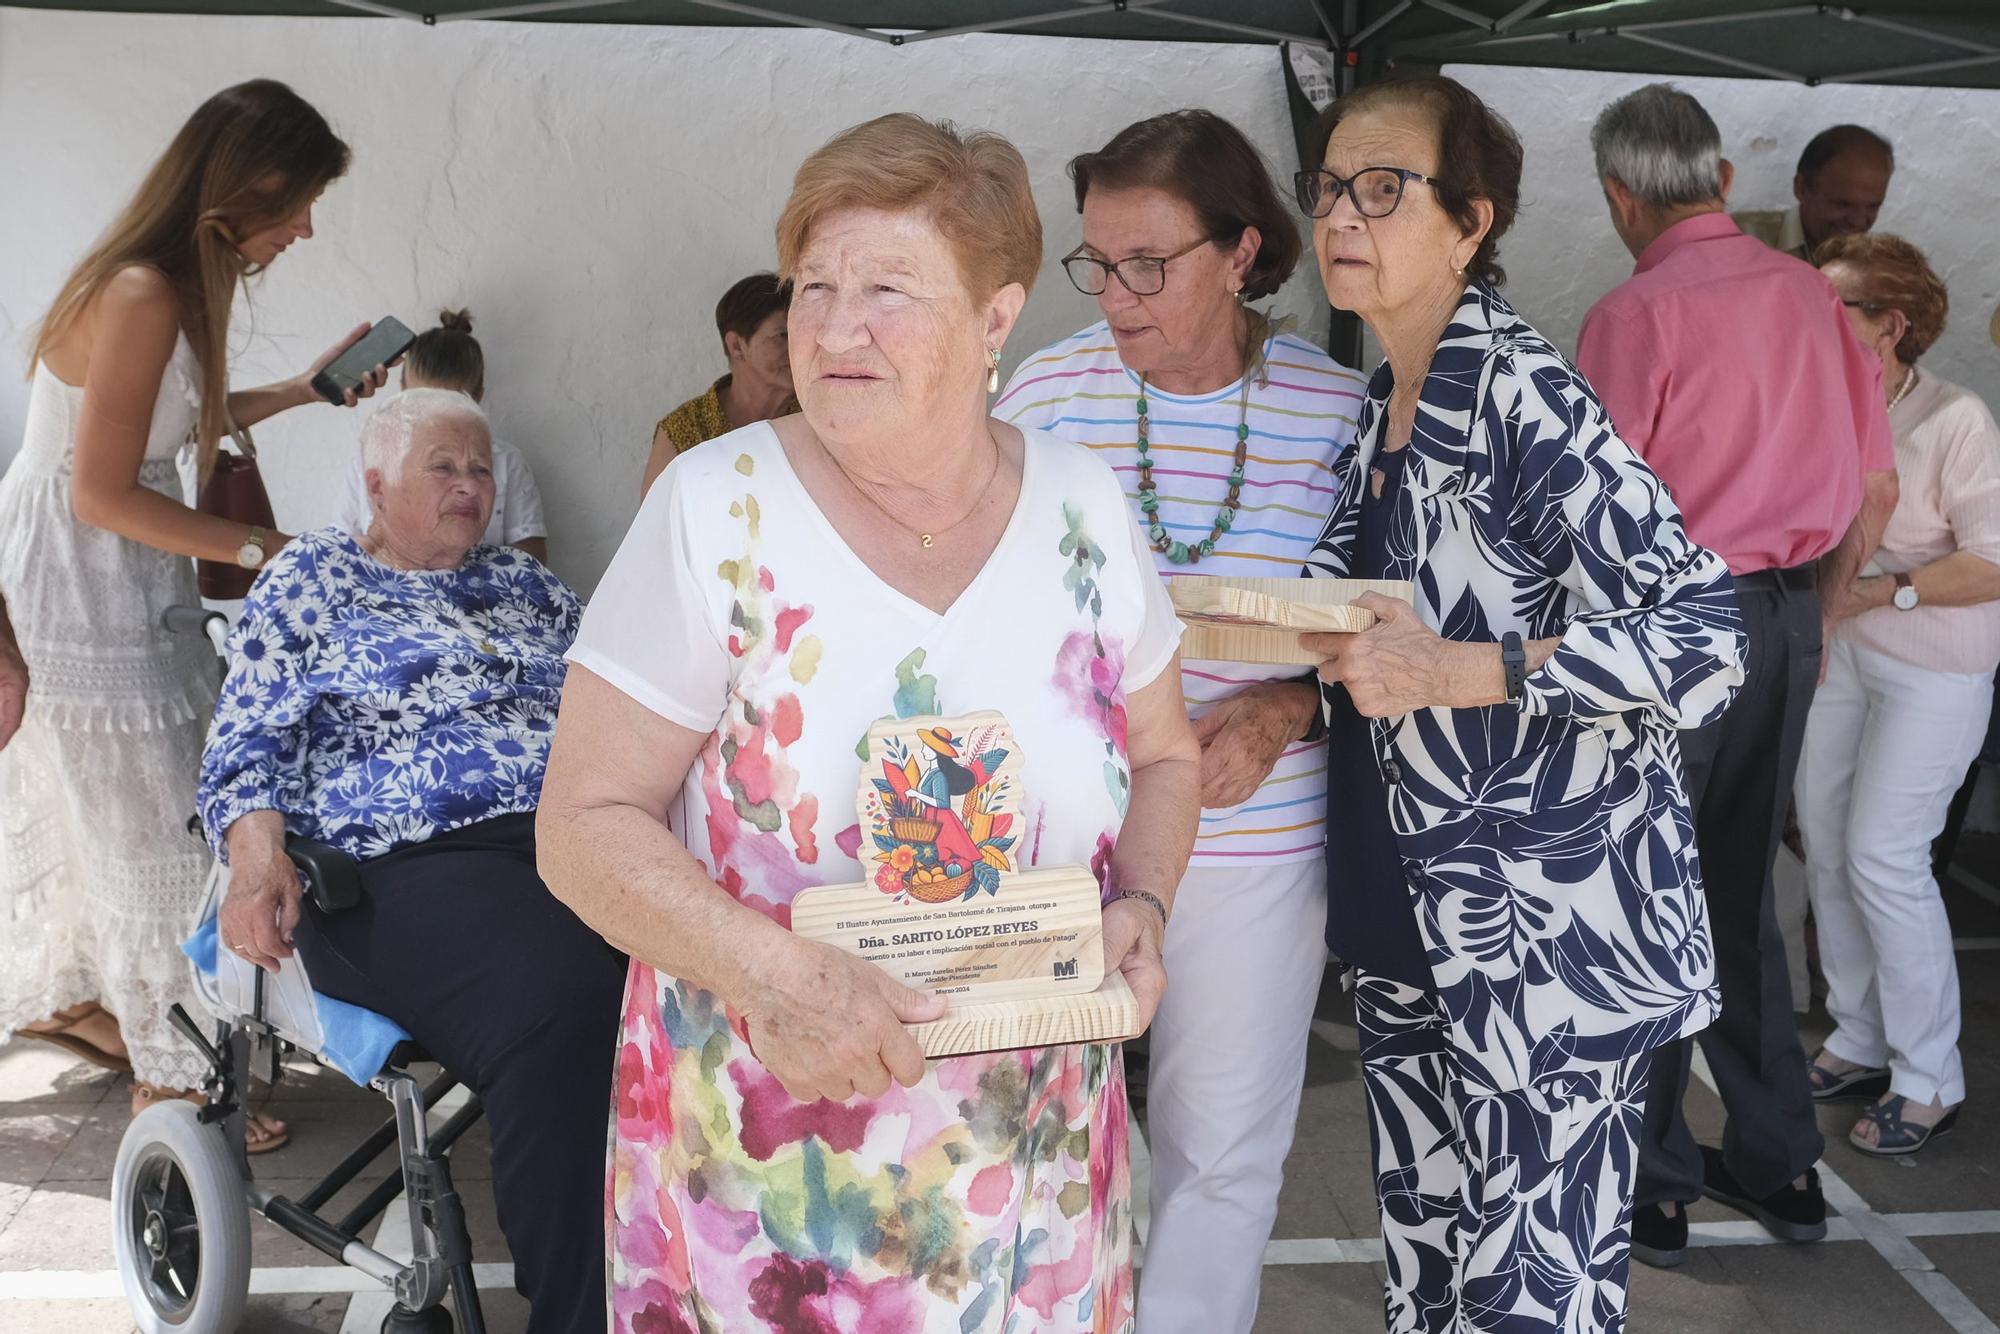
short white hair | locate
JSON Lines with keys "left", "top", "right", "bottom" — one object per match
{"left": 360, "top": 388, "right": 490, "bottom": 477}
{"left": 1591, "top": 83, "right": 1725, "bottom": 209}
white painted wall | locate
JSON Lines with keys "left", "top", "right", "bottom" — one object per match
{"left": 0, "top": 10, "right": 1326, "bottom": 593}
{"left": 6, "top": 17, "right": 1999, "bottom": 597}
{"left": 1442, "top": 63, "right": 2000, "bottom": 410}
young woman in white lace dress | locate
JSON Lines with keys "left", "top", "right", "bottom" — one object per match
{"left": 0, "top": 80, "right": 388, "bottom": 1147}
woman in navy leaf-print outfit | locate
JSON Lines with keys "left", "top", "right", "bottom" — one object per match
{"left": 1296, "top": 78, "right": 1745, "bottom": 1332}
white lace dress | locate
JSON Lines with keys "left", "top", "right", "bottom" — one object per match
{"left": 0, "top": 333, "right": 216, "bottom": 1086}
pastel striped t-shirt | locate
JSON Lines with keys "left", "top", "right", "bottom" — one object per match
{"left": 998, "top": 320, "right": 1366, "bottom": 868}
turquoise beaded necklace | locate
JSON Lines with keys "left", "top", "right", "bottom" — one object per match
{"left": 1135, "top": 317, "right": 1264, "bottom": 566}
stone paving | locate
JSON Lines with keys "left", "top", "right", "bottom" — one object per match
{"left": 10, "top": 840, "right": 2000, "bottom": 1332}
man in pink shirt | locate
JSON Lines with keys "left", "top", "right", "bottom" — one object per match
{"left": 1577, "top": 83, "right": 1897, "bottom": 1271}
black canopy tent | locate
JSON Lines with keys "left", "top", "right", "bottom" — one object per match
{"left": 1370, "top": 2, "right": 2000, "bottom": 90}
{"left": 9, "top": 0, "right": 1988, "bottom": 359}
{"left": 4, "top": 0, "right": 1999, "bottom": 94}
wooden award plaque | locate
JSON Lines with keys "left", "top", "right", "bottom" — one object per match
{"left": 789, "top": 711, "right": 1141, "bottom": 1058}
{"left": 1169, "top": 574, "right": 1414, "bottom": 665}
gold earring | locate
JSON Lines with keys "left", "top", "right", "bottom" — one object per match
{"left": 987, "top": 348, "right": 1000, "bottom": 395}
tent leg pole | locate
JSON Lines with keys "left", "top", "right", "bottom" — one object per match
{"left": 1320, "top": 0, "right": 1368, "bottom": 368}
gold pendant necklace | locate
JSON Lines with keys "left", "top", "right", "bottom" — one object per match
{"left": 439, "top": 604, "right": 499, "bottom": 657}
{"left": 822, "top": 430, "right": 1002, "bottom": 552}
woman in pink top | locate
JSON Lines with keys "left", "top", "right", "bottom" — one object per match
{"left": 1799, "top": 233, "right": 2000, "bottom": 1157}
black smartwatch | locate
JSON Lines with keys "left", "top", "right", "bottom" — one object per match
{"left": 1297, "top": 673, "right": 1329, "bottom": 743}
{"left": 1500, "top": 631, "right": 1527, "bottom": 703}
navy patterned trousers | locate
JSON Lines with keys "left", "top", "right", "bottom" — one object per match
{"left": 1355, "top": 974, "right": 1650, "bottom": 1334}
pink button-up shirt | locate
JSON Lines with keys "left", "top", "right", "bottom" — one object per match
{"left": 1577, "top": 212, "right": 1893, "bottom": 575}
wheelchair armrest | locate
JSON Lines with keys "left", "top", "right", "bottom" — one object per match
{"left": 285, "top": 837, "right": 363, "bottom": 914}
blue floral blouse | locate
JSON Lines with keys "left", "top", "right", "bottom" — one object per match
{"left": 197, "top": 529, "right": 580, "bottom": 863}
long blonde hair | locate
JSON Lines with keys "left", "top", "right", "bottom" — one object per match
{"left": 32, "top": 79, "right": 350, "bottom": 478}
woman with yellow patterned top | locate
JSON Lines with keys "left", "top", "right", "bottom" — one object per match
{"left": 641, "top": 271, "right": 794, "bottom": 491}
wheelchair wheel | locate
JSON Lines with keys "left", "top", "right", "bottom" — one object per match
{"left": 382, "top": 1304, "right": 455, "bottom": 1333}
{"left": 112, "top": 1099, "right": 251, "bottom": 1333}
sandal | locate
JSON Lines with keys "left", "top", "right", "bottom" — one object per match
{"left": 132, "top": 1082, "right": 291, "bottom": 1156}
{"left": 1849, "top": 1095, "right": 1960, "bottom": 1159}
{"left": 12, "top": 1001, "right": 134, "bottom": 1075}
{"left": 1808, "top": 1052, "right": 1890, "bottom": 1104}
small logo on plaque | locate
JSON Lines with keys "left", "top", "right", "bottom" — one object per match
{"left": 1053, "top": 959, "right": 1078, "bottom": 980}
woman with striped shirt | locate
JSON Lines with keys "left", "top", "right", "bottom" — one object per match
{"left": 998, "top": 110, "right": 1365, "bottom": 1334}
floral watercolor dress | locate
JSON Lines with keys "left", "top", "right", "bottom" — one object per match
{"left": 568, "top": 424, "right": 1180, "bottom": 1333}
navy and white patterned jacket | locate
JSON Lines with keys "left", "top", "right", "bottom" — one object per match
{"left": 1308, "top": 282, "right": 1746, "bottom": 1092}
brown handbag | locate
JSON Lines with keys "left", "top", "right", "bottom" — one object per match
{"left": 195, "top": 424, "right": 277, "bottom": 601}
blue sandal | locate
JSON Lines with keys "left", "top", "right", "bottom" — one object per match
{"left": 1850, "top": 1095, "right": 1960, "bottom": 1158}
{"left": 1809, "top": 1054, "right": 1890, "bottom": 1103}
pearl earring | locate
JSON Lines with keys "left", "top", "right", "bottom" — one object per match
{"left": 987, "top": 348, "right": 1001, "bottom": 395}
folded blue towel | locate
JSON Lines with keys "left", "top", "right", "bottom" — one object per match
{"left": 183, "top": 915, "right": 410, "bottom": 1086}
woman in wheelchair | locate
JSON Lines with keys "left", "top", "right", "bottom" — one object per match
{"left": 196, "top": 387, "right": 624, "bottom": 1334}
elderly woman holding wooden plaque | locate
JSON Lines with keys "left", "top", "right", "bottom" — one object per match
{"left": 1295, "top": 76, "right": 1747, "bottom": 1331}
{"left": 537, "top": 114, "right": 1199, "bottom": 1334}
{"left": 996, "top": 111, "right": 1367, "bottom": 1333}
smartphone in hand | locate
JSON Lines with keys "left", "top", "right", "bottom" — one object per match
{"left": 310, "top": 317, "right": 417, "bottom": 405}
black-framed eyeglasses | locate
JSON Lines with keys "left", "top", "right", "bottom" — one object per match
{"left": 1841, "top": 298, "right": 1891, "bottom": 314}
{"left": 1293, "top": 166, "right": 1442, "bottom": 220}
{"left": 1062, "top": 236, "right": 1214, "bottom": 297}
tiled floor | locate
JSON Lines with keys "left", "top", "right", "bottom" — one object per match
{"left": 12, "top": 844, "right": 2000, "bottom": 1332}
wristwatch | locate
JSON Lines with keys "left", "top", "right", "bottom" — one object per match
{"left": 1892, "top": 572, "right": 1920, "bottom": 611}
{"left": 1500, "top": 631, "right": 1527, "bottom": 702}
{"left": 1296, "top": 672, "right": 1329, "bottom": 744}
{"left": 235, "top": 525, "right": 270, "bottom": 570}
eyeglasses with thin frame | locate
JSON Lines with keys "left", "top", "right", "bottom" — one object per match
{"left": 1293, "top": 166, "right": 1443, "bottom": 220}
{"left": 1841, "top": 298, "right": 1892, "bottom": 314}
{"left": 1062, "top": 236, "right": 1214, "bottom": 297}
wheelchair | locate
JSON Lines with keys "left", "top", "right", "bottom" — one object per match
{"left": 111, "top": 606, "right": 490, "bottom": 1334}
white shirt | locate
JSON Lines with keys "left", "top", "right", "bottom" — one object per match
{"left": 569, "top": 421, "right": 1180, "bottom": 915}
{"left": 333, "top": 436, "right": 546, "bottom": 547}
{"left": 1845, "top": 371, "right": 2000, "bottom": 676}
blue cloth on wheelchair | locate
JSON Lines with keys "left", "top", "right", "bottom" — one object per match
{"left": 183, "top": 916, "right": 411, "bottom": 1086}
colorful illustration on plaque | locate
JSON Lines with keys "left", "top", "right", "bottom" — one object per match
{"left": 862, "top": 718, "right": 1020, "bottom": 904}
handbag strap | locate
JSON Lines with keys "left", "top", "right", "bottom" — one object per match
{"left": 184, "top": 409, "right": 258, "bottom": 461}
{"left": 226, "top": 407, "right": 257, "bottom": 460}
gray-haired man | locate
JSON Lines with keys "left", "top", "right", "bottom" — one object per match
{"left": 1576, "top": 82, "right": 1897, "bottom": 1271}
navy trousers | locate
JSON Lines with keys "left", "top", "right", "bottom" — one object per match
{"left": 293, "top": 813, "right": 626, "bottom": 1334}
{"left": 1637, "top": 571, "right": 1826, "bottom": 1207}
